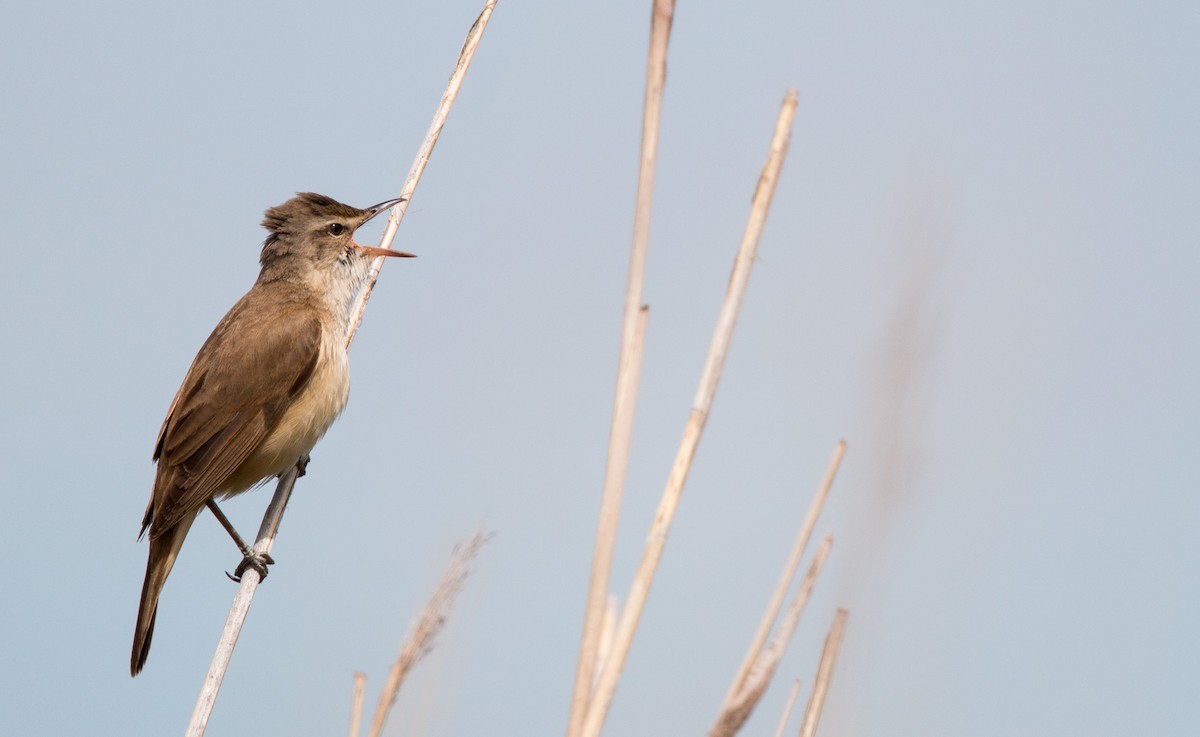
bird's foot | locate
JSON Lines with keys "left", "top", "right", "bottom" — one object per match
{"left": 297, "top": 454, "right": 311, "bottom": 478}
{"left": 226, "top": 551, "right": 276, "bottom": 583}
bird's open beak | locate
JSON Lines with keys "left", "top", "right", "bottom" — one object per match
{"left": 353, "top": 196, "right": 415, "bottom": 257}
{"left": 362, "top": 197, "right": 406, "bottom": 223}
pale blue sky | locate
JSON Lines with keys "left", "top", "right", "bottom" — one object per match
{"left": 1, "top": 1, "right": 1196, "bottom": 735}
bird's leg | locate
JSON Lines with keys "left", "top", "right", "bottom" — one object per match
{"left": 296, "top": 454, "right": 311, "bottom": 477}
{"left": 205, "top": 499, "right": 275, "bottom": 582}
{"left": 205, "top": 499, "right": 253, "bottom": 557}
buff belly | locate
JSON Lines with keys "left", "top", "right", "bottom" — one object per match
{"left": 216, "top": 331, "right": 351, "bottom": 497}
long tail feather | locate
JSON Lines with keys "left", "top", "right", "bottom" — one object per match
{"left": 131, "top": 511, "right": 196, "bottom": 676}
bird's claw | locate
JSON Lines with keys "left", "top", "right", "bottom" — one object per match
{"left": 226, "top": 552, "right": 275, "bottom": 583}
{"left": 297, "top": 454, "right": 310, "bottom": 477}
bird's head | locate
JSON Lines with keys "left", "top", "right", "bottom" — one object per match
{"left": 258, "top": 192, "right": 413, "bottom": 285}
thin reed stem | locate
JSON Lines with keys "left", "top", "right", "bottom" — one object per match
{"left": 348, "top": 0, "right": 499, "bottom": 346}
{"left": 724, "top": 442, "right": 845, "bottom": 704}
{"left": 797, "top": 609, "right": 849, "bottom": 737}
{"left": 772, "top": 680, "right": 803, "bottom": 737}
{"left": 347, "top": 671, "right": 367, "bottom": 737}
{"left": 708, "top": 537, "right": 832, "bottom": 737}
{"left": 569, "top": 301, "right": 649, "bottom": 737}
{"left": 185, "top": 465, "right": 298, "bottom": 736}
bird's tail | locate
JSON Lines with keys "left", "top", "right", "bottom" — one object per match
{"left": 131, "top": 511, "right": 197, "bottom": 676}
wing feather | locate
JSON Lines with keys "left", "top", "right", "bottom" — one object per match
{"left": 144, "top": 286, "right": 324, "bottom": 537}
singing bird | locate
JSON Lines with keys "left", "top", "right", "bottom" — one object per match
{"left": 132, "top": 193, "right": 413, "bottom": 675}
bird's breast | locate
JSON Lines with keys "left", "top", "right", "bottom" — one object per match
{"left": 220, "top": 328, "right": 350, "bottom": 494}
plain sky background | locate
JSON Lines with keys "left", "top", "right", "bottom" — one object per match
{"left": 1, "top": 0, "right": 1196, "bottom": 735}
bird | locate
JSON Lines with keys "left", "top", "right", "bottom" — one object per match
{"left": 131, "top": 192, "right": 413, "bottom": 676}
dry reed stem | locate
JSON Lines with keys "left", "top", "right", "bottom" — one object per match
{"left": 567, "top": 2, "right": 675, "bottom": 732}
{"left": 579, "top": 88, "right": 799, "bottom": 737}
{"left": 797, "top": 609, "right": 849, "bottom": 737}
{"left": 709, "top": 537, "right": 832, "bottom": 737}
{"left": 772, "top": 680, "right": 803, "bottom": 737}
{"left": 366, "top": 529, "right": 492, "bottom": 737}
{"left": 348, "top": 0, "right": 498, "bottom": 345}
{"left": 723, "top": 442, "right": 845, "bottom": 706}
{"left": 569, "top": 303, "right": 648, "bottom": 737}
{"left": 184, "top": 4, "right": 498, "bottom": 734}
{"left": 185, "top": 465, "right": 299, "bottom": 736}
{"left": 594, "top": 594, "right": 619, "bottom": 685}
{"left": 348, "top": 671, "right": 367, "bottom": 737}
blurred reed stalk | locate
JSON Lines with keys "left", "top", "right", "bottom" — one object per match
{"left": 347, "top": 671, "right": 367, "bottom": 737}
{"left": 797, "top": 609, "right": 850, "bottom": 737}
{"left": 183, "top": 3, "right": 498, "bottom": 735}
{"left": 773, "top": 679, "right": 804, "bottom": 737}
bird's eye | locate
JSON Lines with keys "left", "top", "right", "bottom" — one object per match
{"left": 327, "top": 223, "right": 347, "bottom": 236}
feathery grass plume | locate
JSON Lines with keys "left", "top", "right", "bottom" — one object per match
{"left": 366, "top": 528, "right": 493, "bottom": 737}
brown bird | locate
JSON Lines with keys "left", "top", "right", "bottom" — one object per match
{"left": 132, "top": 192, "right": 413, "bottom": 675}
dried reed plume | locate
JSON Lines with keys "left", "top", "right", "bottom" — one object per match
{"left": 364, "top": 528, "right": 492, "bottom": 737}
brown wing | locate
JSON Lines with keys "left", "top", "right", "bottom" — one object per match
{"left": 143, "top": 286, "right": 322, "bottom": 539}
